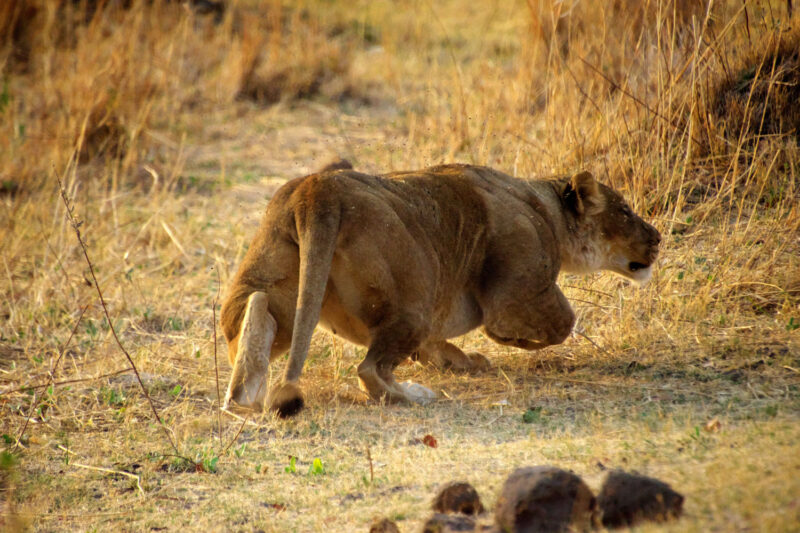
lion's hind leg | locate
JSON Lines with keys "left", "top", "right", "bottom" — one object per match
{"left": 357, "top": 317, "right": 436, "bottom": 405}
{"left": 224, "top": 292, "right": 275, "bottom": 412}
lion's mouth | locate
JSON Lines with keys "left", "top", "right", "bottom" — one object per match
{"left": 628, "top": 261, "right": 650, "bottom": 272}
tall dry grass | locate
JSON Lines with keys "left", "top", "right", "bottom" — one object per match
{"left": 0, "top": 0, "right": 358, "bottom": 192}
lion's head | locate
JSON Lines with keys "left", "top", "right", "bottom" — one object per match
{"left": 559, "top": 172, "right": 661, "bottom": 285}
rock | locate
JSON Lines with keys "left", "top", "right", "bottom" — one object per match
{"left": 369, "top": 517, "right": 400, "bottom": 533}
{"left": 494, "top": 466, "right": 597, "bottom": 533}
{"left": 597, "top": 470, "right": 683, "bottom": 528}
{"left": 432, "top": 482, "right": 485, "bottom": 515}
{"left": 422, "top": 513, "right": 478, "bottom": 532}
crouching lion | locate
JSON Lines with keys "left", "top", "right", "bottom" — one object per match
{"left": 220, "top": 163, "right": 660, "bottom": 417}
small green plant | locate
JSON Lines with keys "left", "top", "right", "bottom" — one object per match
{"left": 522, "top": 406, "right": 543, "bottom": 424}
{"left": 100, "top": 387, "right": 126, "bottom": 407}
{"left": 234, "top": 443, "right": 247, "bottom": 458}
{"left": 1, "top": 434, "right": 14, "bottom": 444}
{"left": 284, "top": 456, "right": 297, "bottom": 474}
{"left": 255, "top": 463, "right": 262, "bottom": 474}
{"left": 62, "top": 440, "right": 70, "bottom": 466}
{"left": 169, "top": 385, "right": 182, "bottom": 398}
{"left": 787, "top": 317, "right": 799, "bottom": 331}
{"left": 0, "top": 81, "right": 10, "bottom": 113}
{"left": 0, "top": 450, "right": 18, "bottom": 471}
{"left": 167, "top": 316, "right": 184, "bottom": 331}
{"left": 308, "top": 457, "right": 325, "bottom": 475}
{"left": 202, "top": 456, "right": 219, "bottom": 473}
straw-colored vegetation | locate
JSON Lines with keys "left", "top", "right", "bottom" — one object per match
{"left": 1, "top": 0, "right": 798, "bottom": 531}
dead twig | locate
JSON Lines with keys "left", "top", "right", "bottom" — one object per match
{"left": 576, "top": 55, "right": 704, "bottom": 149}
{"left": 1, "top": 367, "right": 133, "bottom": 396}
{"left": 366, "top": 445, "right": 374, "bottom": 483}
{"left": 213, "top": 267, "right": 222, "bottom": 445}
{"left": 574, "top": 331, "right": 611, "bottom": 356}
{"left": 220, "top": 407, "right": 261, "bottom": 427}
{"left": 220, "top": 413, "right": 249, "bottom": 457}
{"left": 58, "top": 445, "right": 145, "bottom": 497}
{"left": 56, "top": 170, "right": 180, "bottom": 457}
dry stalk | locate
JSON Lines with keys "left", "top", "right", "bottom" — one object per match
{"left": 2, "top": 368, "right": 133, "bottom": 396}
{"left": 213, "top": 267, "right": 222, "bottom": 444}
{"left": 220, "top": 414, "right": 250, "bottom": 457}
{"left": 366, "top": 445, "right": 374, "bottom": 483}
{"left": 58, "top": 445, "right": 144, "bottom": 497}
{"left": 56, "top": 170, "right": 180, "bottom": 457}
{"left": 577, "top": 54, "right": 704, "bottom": 149}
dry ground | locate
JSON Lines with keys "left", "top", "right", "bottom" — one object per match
{"left": 1, "top": 1, "right": 799, "bottom": 531}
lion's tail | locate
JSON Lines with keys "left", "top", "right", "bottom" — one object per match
{"left": 267, "top": 199, "right": 340, "bottom": 418}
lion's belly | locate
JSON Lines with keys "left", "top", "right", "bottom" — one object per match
{"left": 318, "top": 289, "right": 371, "bottom": 346}
{"left": 318, "top": 285, "right": 482, "bottom": 347}
{"left": 430, "top": 291, "right": 483, "bottom": 340}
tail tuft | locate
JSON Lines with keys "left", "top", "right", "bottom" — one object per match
{"left": 268, "top": 382, "right": 304, "bottom": 418}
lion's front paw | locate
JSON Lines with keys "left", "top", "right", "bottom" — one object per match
{"left": 399, "top": 380, "right": 437, "bottom": 405}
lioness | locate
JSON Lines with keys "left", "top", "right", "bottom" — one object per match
{"left": 220, "top": 164, "right": 660, "bottom": 417}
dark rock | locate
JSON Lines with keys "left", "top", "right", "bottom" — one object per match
{"left": 432, "top": 482, "right": 485, "bottom": 516}
{"left": 422, "top": 513, "right": 478, "bottom": 532}
{"left": 597, "top": 470, "right": 683, "bottom": 528}
{"left": 369, "top": 517, "right": 400, "bottom": 533}
{"left": 494, "top": 466, "right": 597, "bottom": 533}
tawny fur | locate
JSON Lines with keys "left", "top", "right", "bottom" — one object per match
{"left": 220, "top": 164, "right": 660, "bottom": 416}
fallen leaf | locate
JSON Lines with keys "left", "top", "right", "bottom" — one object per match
{"left": 262, "top": 502, "right": 287, "bottom": 511}
{"left": 422, "top": 434, "right": 438, "bottom": 448}
{"left": 705, "top": 418, "right": 721, "bottom": 432}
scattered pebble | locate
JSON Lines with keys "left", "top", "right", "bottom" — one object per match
{"left": 432, "top": 482, "right": 485, "bottom": 516}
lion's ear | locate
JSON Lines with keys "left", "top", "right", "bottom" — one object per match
{"left": 565, "top": 171, "right": 605, "bottom": 216}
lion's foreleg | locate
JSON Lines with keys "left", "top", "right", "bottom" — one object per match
{"left": 224, "top": 292, "right": 275, "bottom": 412}
{"left": 414, "top": 341, "right": 491, "bottom": 372}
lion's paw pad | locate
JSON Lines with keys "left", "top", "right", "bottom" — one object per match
{"left": 400, "top": 380, "right": 436, "bottom": 404}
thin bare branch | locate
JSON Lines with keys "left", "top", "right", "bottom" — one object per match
{"left": 56, "top": 170, "right": 180, "bottom": 456}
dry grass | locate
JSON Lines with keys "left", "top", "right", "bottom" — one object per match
{"left": 1, "top": 0, "right": 799, "bottom": 531}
